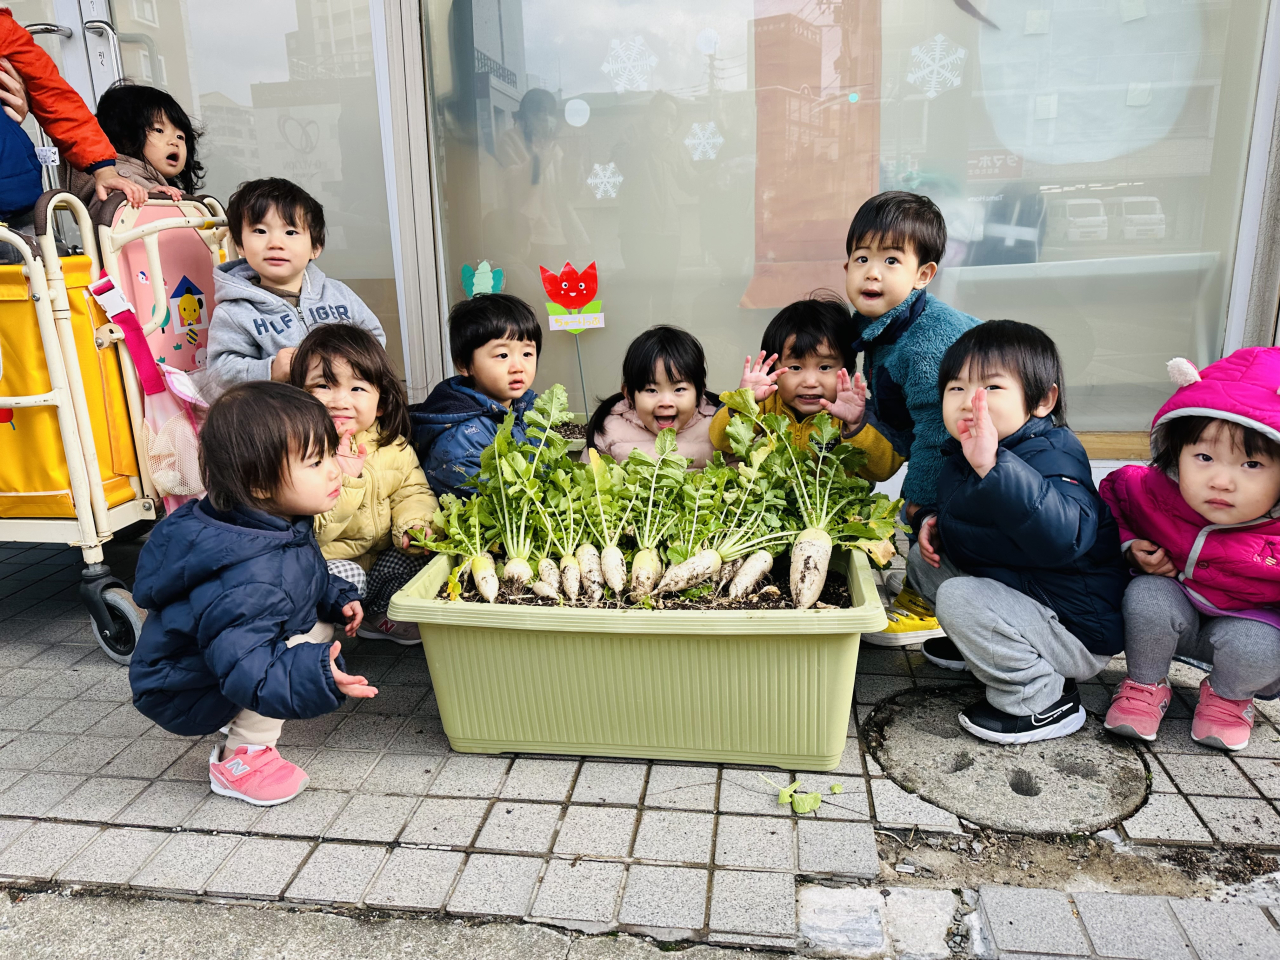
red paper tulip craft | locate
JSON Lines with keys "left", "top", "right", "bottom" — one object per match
{"left": 539, "top": 261, "right": 604, "bottom": 332}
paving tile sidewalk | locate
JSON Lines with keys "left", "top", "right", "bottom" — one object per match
{"left": 0, "top": 541, "right": 1276, "bottom": 952}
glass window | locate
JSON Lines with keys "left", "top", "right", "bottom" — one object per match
{"left": 423, "top": 0, "right": 1272, "bottom": 430}
{"left": 132, "top": 0, "right": 159, "bottom": 28}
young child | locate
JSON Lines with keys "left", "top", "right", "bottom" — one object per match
{"left": 411, "top": 293, "right": 540, "bottom": 499}
{"left": 129, "top": 382, "right": 376, "bottom": 806}
{"left": 844, "top": 191, "right": 981, "bottom": 644}
{"left": 291, "top": 324, "right": 438, "bottom": 643}
{"left": 1101, "top": 348, "right": 1280, "bottom": 752}
{"left": 66, "top": 81, "right": 194, "bottom": 219}
{"left": 205, "top": 178, "right": 385, "bottom": 395}
{"left": 709, "top": 297, "right": 866, "bottom": 454}
{"left": 907, "top": 321, "right": 1128, "bottom": 744}
{"left": 585, "top": 325, "right": 718, "bottom": 467}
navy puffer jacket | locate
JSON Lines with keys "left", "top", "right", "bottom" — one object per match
{"left": 935, "top": 416, "right": 1128, "bottom": 655}
{"left": 129, "top": 499, "right": 361, "bottom": 737}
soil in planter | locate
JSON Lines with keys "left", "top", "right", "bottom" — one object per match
{"left": 559, "top": 422, "right": 587, "bottom": 441}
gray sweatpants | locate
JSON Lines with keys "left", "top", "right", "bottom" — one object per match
{"left": 1122, "top": 574, "right": 1280, "bottom": 701}
{"left": 907, "top": 546, "right": 1112, "bottom": 715}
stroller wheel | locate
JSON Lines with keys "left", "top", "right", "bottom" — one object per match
{"left": 95, "top": 587, "right": 145, "bottom": 665}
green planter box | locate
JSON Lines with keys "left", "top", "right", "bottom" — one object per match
{"left": 388, "top": 550, "right": 887, "bottom": 771}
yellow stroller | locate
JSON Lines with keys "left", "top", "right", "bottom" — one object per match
{"left": 0, "top": 191, "right": 226, "bottom": 663}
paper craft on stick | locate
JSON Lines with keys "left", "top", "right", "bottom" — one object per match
{"left": 540, "top": 261, "right": 604, "bottom": 331}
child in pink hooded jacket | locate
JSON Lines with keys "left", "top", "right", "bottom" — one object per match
{"left": 583, "top": 325, "right": 719, "bottom": 468}
{"left": 1099, "top": 347, "right": 1280, "bottom": 752}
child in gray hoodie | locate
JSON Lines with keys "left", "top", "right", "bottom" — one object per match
{"left": 205, "top": 178, "right": 384, "bottom": 395}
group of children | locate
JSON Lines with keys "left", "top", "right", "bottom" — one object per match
{"left": 48, "top": 76, "right": 1277, "bottom": 807}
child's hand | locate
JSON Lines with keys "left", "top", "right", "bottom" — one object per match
{"left": 957, "top": 388, "right": 999, "bottom": 478}
{"left": 329, "top": 640, "right": 377, "bottom": 698}
{"left": 739, "top": 351, "right": 781, "bottom": 401}
{"left": 1127, "top": 539, "right": 1177, "bottom": 577}
{"left": 918, "top": 515, "right": 942, "bottom": 568}
{"left": 154, "top": 185, "right": 185, "bottom": 202}
{"left": 336, "top": 430, "right": 367, "bottom": 478}
{"left": 403, "top": 528, "right": 432, "bottom": 552}
{"left": 342, "top": 599, "right": 363, "bottom": 636}
{"left": 0, "top": 60, "right": 28, "bottom": 124}
{"left": 825, "top": 370, "right": 868, "bottom": 433}
{"left": 270, "top": 347, "right": 296, "bottom": 382}
{"left": 93, "top": 167, "right": 148, "bottom": 207}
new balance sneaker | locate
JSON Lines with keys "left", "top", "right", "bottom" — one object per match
{"left": 922, "top": 636, "right": 969, "bottom": 672}
{"left": 864, "top": 588, "right": 946, "bottom": 647}
{"left": 357, "top": 614, "right": 421, "bottom": 645}
{"left": 958, "top": 680, "right": 1086, "bottom": 744}
{"left": 209, "top": 745, "right": 308, "bottom": 806}
{"left": 884, "top": 570, "right": 906, "bottom": 597}
{"left": 1104, "top": 677, "right": 1172, "bottom": 742}
{"left": 1191, "top": 678, "right": 1254, "bottom": 751}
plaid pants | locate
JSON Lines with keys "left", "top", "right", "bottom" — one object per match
{"left": 365, "top": 550, "right": 429, "bottom": 612}
{"left": 326, "top": 559, "right": 367, "bottom": 597}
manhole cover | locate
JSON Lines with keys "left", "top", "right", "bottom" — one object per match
{"left": 866, "top": 686, "right": 1149, "bottom": 835}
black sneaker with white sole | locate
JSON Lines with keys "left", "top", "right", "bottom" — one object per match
{"left": 957, "top": 679, "right": 1086, "bottom": 744}
{"left": 921, "top": 636, "right": 969, "bottom": 672}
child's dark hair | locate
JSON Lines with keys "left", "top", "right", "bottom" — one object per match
{"left": 846, "top": 191, "right": 947, "bottom": 267}
{"left": 200, "top": 382, "right": 338, "bottom": 512}
{"left": 448, "top": 293, "right": 542, "bottom": 371}
{"left": 1152, "top": 415, "right": 1280, "bottom": 477}
{"left": 289, "top": 324, "right": 411, "bottom": 444}
{"left": 95, "top": 80, "right": 204, "bottom": 194}
{"left": 761, "top": 296, "right": 854, "bottom": 372}
{"left": 227, "top": 178, "right": 326, "bottom": 249}
{"left": 937, "top": 320, "right": 1066, "bottom": 425}
{"left": 586, "top": 325, "right": 712, "bottom": 449}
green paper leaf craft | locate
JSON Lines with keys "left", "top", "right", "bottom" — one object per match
{"left": 462, "top": 260, "right": 505, "bottom": 297}
{"left": 579, "top": 299, "right": 603, "bottom": 313}
{"left": 546, "top": 302, "right": 570, "bottom": 316}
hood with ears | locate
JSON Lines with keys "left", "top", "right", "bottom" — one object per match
{"left": 1150, "top": 348, "right": 1280, "bottom": 464}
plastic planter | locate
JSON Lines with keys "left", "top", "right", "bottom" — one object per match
{"left": 388, "top": 550, "right": 887, "bottom": 770}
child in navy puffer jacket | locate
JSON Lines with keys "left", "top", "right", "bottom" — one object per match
{"left": 130, "top": 382, "right": 377, "bottom": 807}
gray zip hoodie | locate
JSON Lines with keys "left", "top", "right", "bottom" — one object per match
{"left": 206, "top": 258, "right": 385, "bottom": 392}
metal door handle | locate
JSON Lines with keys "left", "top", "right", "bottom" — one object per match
{"left": 82, "top": 20, "right": 124, "bottom": 81}
{"left": 24, "top": 23, "right": 73, "bottom": 38}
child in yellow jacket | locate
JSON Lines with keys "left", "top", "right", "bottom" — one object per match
{"left": 291, "top": 324, "right": 438, "bottom": 643}
{"left": 709, "top": 297, "right": 902, "bottom": 481}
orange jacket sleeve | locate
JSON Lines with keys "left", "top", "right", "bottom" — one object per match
{"left": 1, "top": 11, "right": 115, "bottom": 171}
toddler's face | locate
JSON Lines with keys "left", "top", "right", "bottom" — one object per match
{"left": 942, "top": 359, "right": 1056, "bottom": 441}
{"left": 1177, "top": 422, "right": 1280, "bottom": 525}
{"left": 631, "top": 362, "right": 698, "bottom": 435}
{"left": 239, "top": 206, "right": 320, "bottom": 294}
{"left": 266, "top": 443, "right": 342, "bottom": 517}
{"left": 143, "top": 113, "right": 186, "bottom": 180}
{"left": 304, "top": 356, "right": 381, "bottom": 438}
{"left": 461, "top": 336, "right": 538, "bottom": 408}
{"left": 776, "top": 337, "right": 843, "bottom": 419}
{"left": 844, "top": 238, "right": 936, "bottom": 319}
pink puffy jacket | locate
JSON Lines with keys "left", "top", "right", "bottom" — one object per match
{"left": 1099, "top": 347, "right": 1280, "bottom": 612}
{"left": 585, "top": 396, "right": 719, "bottom": 468}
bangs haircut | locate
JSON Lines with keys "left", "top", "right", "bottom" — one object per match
{"left": 448, "top": 293, "right": 543, "bottom": 371}
{"left": 761, "top": 296, "right": 854, "bottom": 372}
{"left": 845, "top": 190, "right": 947, "bottom": 267}
{"left": 1152, "top": 415, "right": 1280, "bottom": 477}
{"left": 95, "top": 80, "right": 205, "bottom": 195}
{"left": 938, "top": 320, "right": 1067, "bottom": 425}
{"left": 226, "top": 178, "right": 326, "bottom": 249}
{"left": 200, "top": 382, "right": 338, "bottom": 512}
{"left": 289, "top": 324, "right": 412, "bottom": 444}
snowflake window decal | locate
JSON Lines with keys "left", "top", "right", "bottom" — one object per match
{"left": 684, "top": 121, "right": 724, "bottom": 161}
{"left": 587, "top": 162, "right": 623, "bottom": 199}
{"left": 906, "top": 33, "right": 966, "bottom": 100}
{"left": 601, "top": 36, "right": 658, "bottom": 93}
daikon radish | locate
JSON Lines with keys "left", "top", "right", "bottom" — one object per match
{"left": 576, "top": 543, "right": 603, "bottom": 602}
{"left": 601, "top": 544, "right": 627, "bottom": 596}
{"left": 790, "top": 528, "right": 833, "bottom": 609}
{"left": 717, "top": 557, "right": 743, "bottom": 592}
{"left": 472, "top": 552, "right": 499, "bottom": 602}
{"left": 538, "top": 558, "right": 559, "bottom": 587}
{"left": 504, "top": 556, "right": 534, "bottom": 585}
{"left": 729, "top": 550, "right": 773, "bottom": 600}
{"left": 560, "top": 554, "right": 581, "bottom": 600}
{"left": 655, "top": 549, "right": 721, "bottom": 594}
{"left": 629, "top": 548, "right": 663, "bottom": 599}
{"left": 531, "top": 580, "right": 559, "bottom": 599}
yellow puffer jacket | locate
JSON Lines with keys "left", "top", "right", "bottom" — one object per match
{"left": 315, "top": 428, "right": 439, "bottom": 570}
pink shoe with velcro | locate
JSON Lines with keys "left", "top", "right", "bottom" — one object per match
{"left": 208, "top": 744, "right": 309, "bottom": 806}
{"left": 1104, "top": 677, "right": 1172, "bottom": 742}
{"left": 1191, "top": 678, "right": 1254, "bottom": 752}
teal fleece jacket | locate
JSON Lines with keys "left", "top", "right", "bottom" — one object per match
{"left": 856, "top": 288, "right": 980, "bottom": 509}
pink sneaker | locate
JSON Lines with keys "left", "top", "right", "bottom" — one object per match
{"left": 1191, "top": 678, "right": 1254, "bottom": 752}
{"left": 208, "top": 745, "right": 309, "bottom": 806}
{"left": 1104, "top": 678, "right": 1172, "bottom": 742}
{"left": 357, "top": 614, "right": 420, "bottom": 645}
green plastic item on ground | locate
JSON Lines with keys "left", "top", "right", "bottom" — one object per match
{"left": 387, "top": 550, "right": 888, "bottom": 771}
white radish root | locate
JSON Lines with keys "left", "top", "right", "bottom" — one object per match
{"left": 471, "top": 552, "right": 499, "bottom": 603}
{"left": 601, "top": 545, "right": 627, "bottom": 597}
{"left": 504, "top": 557, "right": 534, "bottom": 585}
{"left": 560, "top": 555, "right": 581, "bottom": 601}
{"left": 729, "top": 550, "right": 773, "bottom": 600}
{"left": 790, "top": 529, "right": 833, "bottom": 609}
{"left": 655, "top": 549, "right": 721, "bottom": 594}
{"left": 717, "top": 557, "right": 743, "bottom": 592}
{"left": 629, "top": 548, "right": 663, "bottom": 600}
{"left": 537, "top": 558, "right": 559, "bottom": 588}
{"left": 576, "top": 544, "right": 603, "bottom": 603}
{"left": 531, "top": 580, "right": 559, "bottom": 599}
